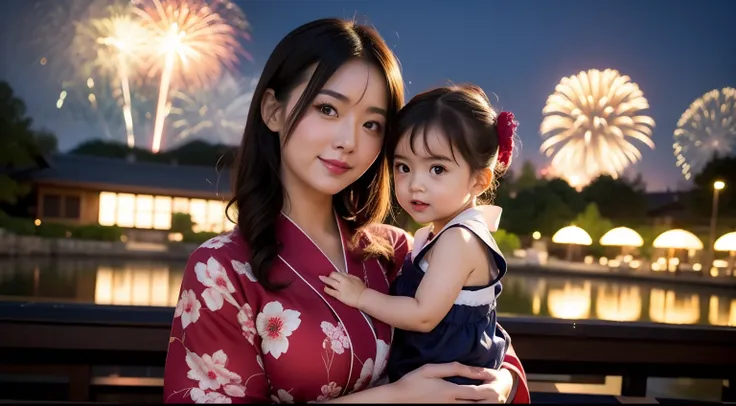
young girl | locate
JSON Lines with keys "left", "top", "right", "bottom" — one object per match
{"left": 321, "top": 84, "right": 517, "bottom": 386}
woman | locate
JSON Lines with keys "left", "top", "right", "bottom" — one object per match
{"left": 163, "top": 18, "right": 530, "bottom": 403}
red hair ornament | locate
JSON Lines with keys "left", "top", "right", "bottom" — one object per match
{"left": 495, "top": 111, "right": 517, "bottom": 166}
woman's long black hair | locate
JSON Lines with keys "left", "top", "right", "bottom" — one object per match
{"left": 226, "top": 18, "right": 405, "bottom": 291}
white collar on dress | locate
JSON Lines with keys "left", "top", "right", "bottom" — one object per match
{"left": 469, "top": 204, "right": 503, "bottom": 232}
{"left": 411, "top": 205, "right": 503, "bottom": 260}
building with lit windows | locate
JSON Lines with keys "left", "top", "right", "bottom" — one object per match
{"left": 27, "top": 154, "right": 235, "bottom": 235}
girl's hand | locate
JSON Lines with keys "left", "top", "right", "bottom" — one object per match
{"left": 392, "top": 362, "right": 510, "bottom": 403}
{"left": 320, "top": 272, "right": 366, "bottom": 308}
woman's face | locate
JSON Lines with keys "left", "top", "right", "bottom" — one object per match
{"left": 276, "top": 59, "right": 389, "bottom": 201}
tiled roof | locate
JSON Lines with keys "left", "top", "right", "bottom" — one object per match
{"left": 27, "top": 154, "right": 232, "bottom": 197}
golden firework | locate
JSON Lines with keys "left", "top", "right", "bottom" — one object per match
{"left": 540, "top": 69, "right": 656, "bottom": 189}
{"left": 673, "top": 87, "right": 736, "bottom": 180}
{"left": 73, "top": 9, "right": 149, "bottom": 148}
{"left": 132, "top": 0, "right": 247, "bottom": 152}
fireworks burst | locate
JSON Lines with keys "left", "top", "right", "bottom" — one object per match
{"left": 673, "top": 87, "right": 736, "bottom": 180}
{"left": 540, "top": 69, "right": 656, "bottom": 189}
{"left": 72, "top": 4, "right": 150, "bottom": 147}
{"left": 32, "top": 0, "right": 252, "bottom": 152}
{"left": 132, "top": 0, "right": 250, "bottom": 153}
{"left": 168, "top": 72, "right": 257, "bottom": 146}
{"left": 34, "top": 0, "right": 152, "bottom": 146}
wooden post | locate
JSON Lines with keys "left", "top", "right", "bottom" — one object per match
{"left": 621, "top": 374, "right": 648, "bottom": 397}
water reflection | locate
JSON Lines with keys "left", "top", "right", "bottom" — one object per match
{"left": 94, "top": 265, "right": 182, "bottom": 307}
{"left": 494, "top": 271, "right": 735, "bottom": 327}
{"left": 596, "top": 285, "right": 642, "bottom": 322}
{"left": 0, "top": 258, "right": 734, "bottom": 327}
{"left": 0, "top": 257, "right": 185, "bottom": 307}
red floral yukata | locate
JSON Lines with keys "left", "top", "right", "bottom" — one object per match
{"left": 162, "top": 213, "right": 530, "bottom": 403}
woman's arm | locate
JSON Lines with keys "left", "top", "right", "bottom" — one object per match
{"left": 163, "top": 248, "right": 269, "bottom": 403}
{"left": 325, "top": 362, "right": 512, "bottom": 404}
{"left": 501, "top": 344, "right": 530, "bottom": 404}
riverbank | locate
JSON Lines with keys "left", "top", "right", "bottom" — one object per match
{"left": 0, "top": 233, "right": 199, "bottom": 261}
{"left": 507, "top": 257, "right": 736, "bottom": 290}
{"left": 2, "top": 233, "right": 734, "bottom": 290}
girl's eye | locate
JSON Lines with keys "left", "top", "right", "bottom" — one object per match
{"left": 316, "top": 103, "right": 337, "bottom": 116}
{"left": 395, "top": 163, "right": 409, "bottom": 173}
{"left": 431, "top": 166, "right": 445, "bottom": 175}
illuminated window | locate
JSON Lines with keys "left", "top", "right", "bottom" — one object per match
{"left": 153, "top": 196, "right": 172, "bottom": 230}
{"left": 99, "top": 192, "right": 117, "bottom": 226}
{"left": 98, "top": 192, "right": 228, "bottom": 232}
{"left": 173, "top": 197, "right": 189, "bottom": 215}
{"left": 189, "top": 199, "right": 208, "bottom": 233}
{"left": 207, "top": 200, "right": 224, "bottom": 233}
{"left": 224, "top": 204, "right": 237, "bottom": 231}
{"left": 135, "top": 195, "right": 154, "bottom": 229}
{"left": 116, "top": 194, "right": 136, "bottom": 228}
{"left": 224, "top": 219, "right": 235, "bottom": 231}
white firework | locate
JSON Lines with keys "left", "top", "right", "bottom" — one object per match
{"left": 673, "top": 87, "right": 736, "bottom": 180}
{"left": 168, "top": 72, "right": 257, "bottom": 145}
{"left": 540, "top": 68, "right": 656, "bottom": 189}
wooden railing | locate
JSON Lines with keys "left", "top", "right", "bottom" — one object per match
{"left": 0, "top": 301, "right": 734, "bottom": 403}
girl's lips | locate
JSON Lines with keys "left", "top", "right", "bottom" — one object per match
{"left": 410, "top": 200, "right": 429, "bottom": 212}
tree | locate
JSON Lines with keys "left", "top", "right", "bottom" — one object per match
{"left": 687, "top": 155, "right": 736, "bottom": 220}
{"left": 498, "top": 177, "right": 583, "bottom": 236}
{"left": 494, "top": 229, "right": 521, "bottom": 255}
{"left": 69, "top": 138, "right": 238, "bottom": 168}
{"left": 573, "top": 202, "right": 613, "bottom": 257}
{"left": 69, "top": 139, "right": 162, "bottom": 163}
{"left": 514, "top": 160, "right": 539, "bottom": 192}
{"left": 581, "top": 175, "right": 649, "bottom": 225}
{"left": 0, "top": 81, "right": 58, "bottom": 205}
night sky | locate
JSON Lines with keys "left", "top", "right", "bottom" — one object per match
{"left": 1, "top": 0, "right": 734, "bottom": 192}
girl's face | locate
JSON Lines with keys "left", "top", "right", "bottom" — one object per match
{"left": 269, "top": 59, "right": 389, "bottom": 203}
{"left": 393, "top": 126, "right": 487, "bottom": 229}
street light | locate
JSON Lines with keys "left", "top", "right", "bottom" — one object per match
{"left": 708, "top": 180, "right": 726, "bottom": 266}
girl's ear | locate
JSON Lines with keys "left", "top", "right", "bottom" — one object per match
{"left": 471, "top": 167, "right": 493, "bottom": 196}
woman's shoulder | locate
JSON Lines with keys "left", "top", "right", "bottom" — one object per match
{"left": 362, "top": 222, "right": 413, "bottom": 252}
{"left": 188, "top": 229, "right": 249, "bottom": 258}
{"left": 360, "top": 223, "right": 413, "bottom": 282}
{"left": 184, "top": 229, "right": 256, "bottom": 280}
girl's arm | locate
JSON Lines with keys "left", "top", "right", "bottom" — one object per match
{"left": 322, "top": 226, "right": 482, "bottom": 333}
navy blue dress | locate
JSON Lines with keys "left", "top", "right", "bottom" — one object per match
{"left": 386, "top": 205, "right": 509, "bottom": 386}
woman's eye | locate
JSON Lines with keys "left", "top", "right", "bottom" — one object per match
{"left": 364, "top": 121, "right": 383, "bottom": 132}
{"left": 316, "top": 103, "right": 337, "bottom": 116}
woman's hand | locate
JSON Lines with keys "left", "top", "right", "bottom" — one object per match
{"left": 392, "top": 362, "right": 510, "bottom": 403}
{"left": 476, "top": 367, "right": 515, "bottom": 403}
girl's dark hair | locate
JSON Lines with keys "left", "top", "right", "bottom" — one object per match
{"left": 387, "top": 84, "right": 513, "bottom": 201}
{"left": 226, "top": 18, "right": 405, "bottom": 291}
